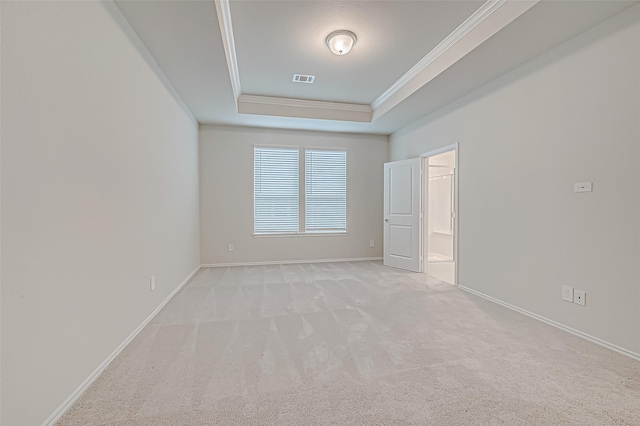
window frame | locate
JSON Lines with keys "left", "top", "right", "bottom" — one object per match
{"left": 252, "top": 144, "right": 348, "bottom": 237}
{"left": 253, "top": 145, "right": 300, "bottom": 235}
{"left": 304, "top": 148, "right": 347, "bottom": 234}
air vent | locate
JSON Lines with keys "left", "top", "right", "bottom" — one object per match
{"left": 292, "top": 74, "right": 315, "bottom": 84}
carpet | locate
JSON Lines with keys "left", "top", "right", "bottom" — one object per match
{"left": 58, "top": 261, "right": 640, "bottom": 425}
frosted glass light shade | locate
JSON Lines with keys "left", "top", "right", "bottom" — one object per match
{"left": 326, "top": 30, "right": 357, "bottom": 56}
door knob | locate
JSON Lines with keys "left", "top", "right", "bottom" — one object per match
{"left": 384, "top": 218, "right": 389, "bottom": 222}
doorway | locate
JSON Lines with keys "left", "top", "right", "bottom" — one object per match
{"left": 422, "top": 146, "right": 457, "bottom": 285}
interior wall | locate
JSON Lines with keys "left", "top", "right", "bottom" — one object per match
{"left": 391, "top": 6, "right": 640, "bottom": 355}
{"left": 200, "top": 124, "right": 388, "bottom": 264}
{"left": 0, "top": 2, "right": 3, "bottom": 422}
{"left": 1, "top": 2, "right": 200, "bottom": 424}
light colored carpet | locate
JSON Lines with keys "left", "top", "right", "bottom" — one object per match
{"left": 58, "top": 261, "right": 640, "bottom": 425}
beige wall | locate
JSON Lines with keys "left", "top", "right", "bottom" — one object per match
{"left": 391, "top": 6, "right": 640, "bottom": 356}
{"left": 200, "top": 125, "right": 388, "bottom": 264}
{"left": 1, "top": 2, "right": 200, "bottom": 424}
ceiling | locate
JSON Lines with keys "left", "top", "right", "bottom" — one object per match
{"left": 113, "top": 0, "right": 637, "bottom": 135}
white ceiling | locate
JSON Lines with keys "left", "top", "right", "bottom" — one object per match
{"left": 232, "top": 1, "right": 481, "bottom": 104}
{"left": 113, "top": 0, "right": 637, "bottom": 135}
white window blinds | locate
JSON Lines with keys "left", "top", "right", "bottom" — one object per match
{"left": 254, "top": 147, "right": 299, "bottom": 234}
{"left": 305, "top": 149, "right": 347, "bottom": 232}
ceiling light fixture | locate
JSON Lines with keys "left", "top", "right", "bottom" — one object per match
{"left": 325, "top": 30, "right": 357, "bottom": 56}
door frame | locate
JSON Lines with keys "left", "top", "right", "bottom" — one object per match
{"left": 420, "top": 143, "right": 459, "bottom": 286}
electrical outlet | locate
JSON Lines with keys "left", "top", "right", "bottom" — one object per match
{"left": 150, "top": 276, "right": 155, "bottom": 291}
{"left": 369, "top": 240, "right": 375, "bottom": 247}
{"left": 574, "top": 290, "right": 586, "bottom": 306}
{"left": 561, "top": 285, "right": 573, "bottom": 302}
{"left": 228, "top": 243, "right": 234, "bottom": 252}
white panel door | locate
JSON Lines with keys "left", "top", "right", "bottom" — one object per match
{"left": 383, "top": 158, "right": 422, "bottom": 272}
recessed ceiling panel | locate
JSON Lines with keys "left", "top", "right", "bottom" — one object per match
{"left": 231, "top": 0, "right": 482, "bottom": 104}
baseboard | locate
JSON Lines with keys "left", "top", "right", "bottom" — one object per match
{"left": 458, "top": 284, "right": 640, "bottom": 362}
{"left": 202, "top": 257, "right": 383, "bottom": 268}
{"left": 42, "top": 265, "right": 201, "bottom": 426}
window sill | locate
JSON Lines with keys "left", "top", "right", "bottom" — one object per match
{"left": 253, "top": 231, "right": 349, "bottom": 238}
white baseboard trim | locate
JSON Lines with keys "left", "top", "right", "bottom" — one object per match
{"left": 202, "top": 257, "right": 383, "bottom": 268}
{"left": 42, "top": 265, "right": 201, "bottom": 426}
{"left": 458, "top": 284, "right": 640, "bottom": 362}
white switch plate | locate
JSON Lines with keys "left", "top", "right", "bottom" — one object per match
{"left": 228, "top": 243, "right": 234, "bottom": 252}
{"left": 150, "top": 276, "right": 155, "bottom": 291}
{"left": 574, "top": 182, "right": 593, "bottom": 193}
{"left": 574, "top": 289, "right": 586, "bottom": 306}
{"left": 369, "top": 240, "right": 375, "bottom": 247}
{"left": 561, "top": 285, "right": 573, "bottom": 302}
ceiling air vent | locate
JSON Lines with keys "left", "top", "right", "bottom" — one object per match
{"left": 292, "top": 74, "right": 315, "bottom": 84}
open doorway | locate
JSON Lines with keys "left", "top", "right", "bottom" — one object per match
{"left": 422, "top": 146, "right": 457, "bottom": 285}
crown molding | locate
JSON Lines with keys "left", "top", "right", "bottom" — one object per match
{"left": 102, "top": 0, "right": 197, "bottom": 124}
{"left": 216, "top": 0, "right": 538, "bottom": 124}
{"left": 372, "top": 0, "right": 508, "bottom": 111}
{"left": 215, "top": 0, "right": 241, "bottom": 104}
{"left": 238, "top": 95, "right": 372, "bottom": 122}
{"left": 371, "top": 0, "right": 539, "bottom": 120}
{"left": 239, "top": 95, "right": 372, "bottom": 112}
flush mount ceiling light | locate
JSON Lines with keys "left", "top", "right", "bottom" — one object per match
{"left": 325, "top": 30, "right": 357, "bottom": 56}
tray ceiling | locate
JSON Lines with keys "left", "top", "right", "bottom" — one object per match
{"left": 112, "top": 0, "right": 638, "bottom": 134}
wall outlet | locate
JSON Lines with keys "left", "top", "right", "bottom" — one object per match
{"left": 561, "top": 285, "right": 573, "bottom": 302}
{"left": 150, "top": 276, "right": 156, "bottom": 291}
{"left": 228, "top": 243, "right": 234, "bottom": 252}
{"left": 369, "top": 240, "right": 375, "bottom": 247}
{"left": 574, "top": 289, "right": 586, "bottom": 306}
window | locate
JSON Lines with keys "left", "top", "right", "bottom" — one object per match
{"left": 253, "top": 146, "right": 347, "bottom": 234}
{"left": 305, "top": 149, "right": 346, "bottom": 232}
{"left": 253, "top": 147, "right": 299, "bottom": 234}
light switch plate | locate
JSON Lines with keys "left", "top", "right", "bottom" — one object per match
{"left": 562, "top": 285, "right": 574, "bottom": 302}
{"left": 574, "top": 290, "right": 586, "bottom": 306}
{"left": 574, "top": 182, "right": 593, "bottom": 193}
